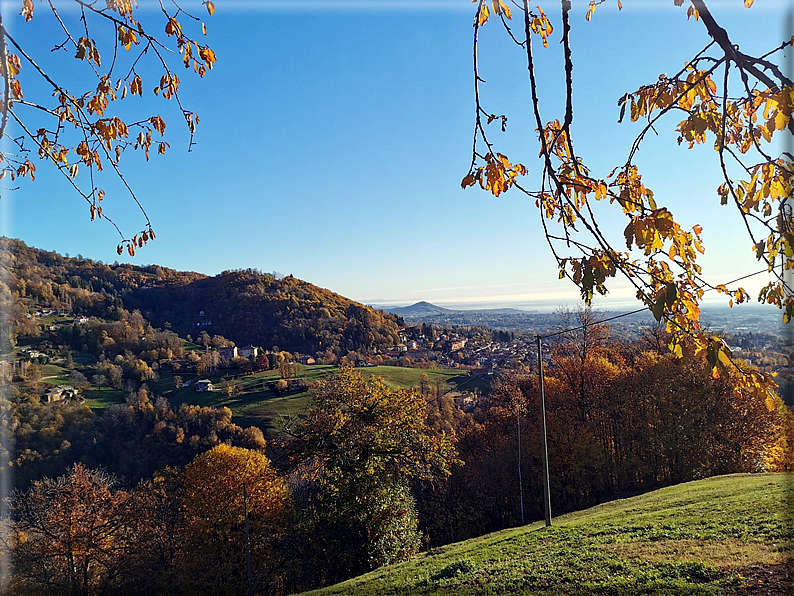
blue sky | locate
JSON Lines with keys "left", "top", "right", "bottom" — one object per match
{"left": 2, "top": 0, "right": 790, "bottom": 310}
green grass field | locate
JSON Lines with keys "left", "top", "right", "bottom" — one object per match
{"left": 87, "top": 365, "right": 481, "bottom": 436}
{"left": 305, "top": 474, "right": 793, "bottom": 595}
{"left": 39, "top": 364, "right": 71, "bottom": 386}
{"left": 82, "top": 387, "right": 126, "bottom": 410}
{"left": 182, "top": 339, "right": 204, "bottom": 352}
{"left": 38, "top": 315, "right": 74, "bottom": 325}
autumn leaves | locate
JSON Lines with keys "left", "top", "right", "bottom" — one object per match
{"left": 461, "top": 1, "right": 791, "bottom": 397}
{"left": 3, "top": 0, "right": 217, "bottom": 257}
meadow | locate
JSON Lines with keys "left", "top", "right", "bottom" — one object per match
{"left": 304, "top": 473, "right": 793, "bottom": 595}
{"left": 85, "top": 364, "right": 481, "bottom": 436}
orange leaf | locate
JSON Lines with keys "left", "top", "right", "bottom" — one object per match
{"left": 21, "top": 0, "right": 34, "bottom": 21}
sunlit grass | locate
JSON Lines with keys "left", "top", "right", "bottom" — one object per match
{"left": 304, "top": 474, "right": 793, "bottom": 595}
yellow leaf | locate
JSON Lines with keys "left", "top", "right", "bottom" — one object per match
{"left": 206, "top": 1, "right": 216, "bottom": 16}
{"left": 760, "top": 124, "right": 772, "bottom": 142}
{"left": 744, "top": 0, "right": 754, "bottom": 7}
{"left": 595, "top": 181, "right": 608, "bottom": 200}
{"left": 478, "top": 3, "right": 490, "bottom": 26}
{"left": 775, "top": 110, "right": 788, "bottom": 131}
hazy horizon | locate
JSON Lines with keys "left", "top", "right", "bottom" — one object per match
{"left": 4, "top": 2, "right": 784, "bottom": 317}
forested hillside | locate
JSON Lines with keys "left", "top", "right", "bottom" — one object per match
{"left": 125, "top": 270, "right": 400, "bottom": 356}
{"left": 1, "top": 237, "right": 400, "bottom": 356}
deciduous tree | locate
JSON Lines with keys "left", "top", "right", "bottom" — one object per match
{"left": 463, "top": 0, "right": 790, "bottom": 395}
{"left": 178, "top": 444, "right": 292, "bottom": 595}
{"left": 9, "top": 464, "right": 135, "bottom": 596}
{"left": 288, "top": 367, "right": 459, "bottom": 583}
{"left": 0, "top": 0, "right": 216, "bottom": 254}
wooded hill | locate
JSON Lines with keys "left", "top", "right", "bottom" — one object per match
{"left": 1, "top": 237, "right": 401, "bottom": 356}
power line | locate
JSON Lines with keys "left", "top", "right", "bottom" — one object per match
{"left": 421, "top": 267, "right": 772, "bottom": 406}
{"left": 539, "top": 268, "right": 770, "bottom": 340}
{"left": 718, "top": 269, "right": 768, "bottom": 287}
{"left": 540, "top": 306, "right": 648, "bottom": 340}
{"left": 530, "top": 266, "right": 770, "bottom": 527}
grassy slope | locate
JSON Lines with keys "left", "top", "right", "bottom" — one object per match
{"left": 306, "top": 474, "right": 793, "bottom": 595}
{"left": 86, "top": 365, "right": 476, "bottom": 435}
{"left": 39, "top": 364, "right": 70, "bottom": 385}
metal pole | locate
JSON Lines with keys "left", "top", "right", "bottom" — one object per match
{"left": 243, "top": 483, "right": 254, "bottom": 596}
{"left": 517, "top": 401, "right": 525, "bottom": 526}
{"left": 536, "top": 335, "right": 552, "bottom": 527}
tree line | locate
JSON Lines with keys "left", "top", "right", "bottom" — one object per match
{"left": 417, "top": 330, "right": 792, "bottom": 546}
{"left": 3, "top": 368, "right": 455, "bottom": 595}
{"left": 2, "top": 238, "right": 400, "bottom": 359}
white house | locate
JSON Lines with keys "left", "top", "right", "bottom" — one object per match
{"left": 238, "top": 345, "right": 259, "bottom": 359}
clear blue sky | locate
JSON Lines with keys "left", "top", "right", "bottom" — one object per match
{"left": 2, "top": 0, "right": 789, "bottom": 310}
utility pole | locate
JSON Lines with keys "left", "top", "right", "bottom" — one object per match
{"left": 243, "top": 483, "right": 254, "bottom": 596}
{"left": 517, "top": 399, "right": 525, "bottom": 526}
{"left": 536, "top": 335, "right": 552, "bottom": 527}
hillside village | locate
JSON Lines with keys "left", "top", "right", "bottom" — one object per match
{"left": 2, "top": 240, "right": 793, "bottom": 596}
{"left": 6, "top": 293, "right": 792, "bottom": 407}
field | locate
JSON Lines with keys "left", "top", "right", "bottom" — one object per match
{"left": 82, "top": 387, "right": 126, "bottom": 410}
{"left": 87, "top": 365, "right": 481, "bottom": 436}
{"left": 39, "top": 364, "right": 70, "bottom": 385}
{"left": 305, "top": 474, "right": 793, "bottom": 595}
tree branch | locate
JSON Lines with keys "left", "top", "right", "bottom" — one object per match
{"left": 0, "top": 15, "right": 10, "bottom": 145}
{"left": 690, "top": 0, "right": 788, "bottom": 90}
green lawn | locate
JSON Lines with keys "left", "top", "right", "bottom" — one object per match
{"left": 38, "top": 315, "right": 74, "bottom": 325}
{"left": 40, "top": 363, "right": 67, "bottom": 377}
{"left": 305, "top": 474, "right": 793, "bottom": 595}
{"left": 182, "top": 339, "right": 204, "bottom": 352}
{"left": 92, "top": 365, "right": 480, "bottom": 436}
{"left": 355, "top": 366, "right": 464, "bottom": 390}
{"left": 82, "top": 387, "right": 126, "bottom": 410}
{"left": 39, "top": 364, "right": 71, "bottom": 386}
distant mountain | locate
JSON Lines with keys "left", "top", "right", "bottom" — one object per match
{"left": 1, "top": 237, "right": 400, "bottom": 356}
{"left": 385, "top": 301, "right": 454, "bottom": 317}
